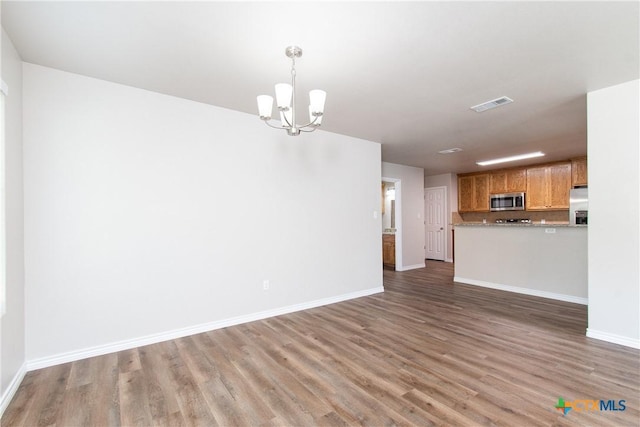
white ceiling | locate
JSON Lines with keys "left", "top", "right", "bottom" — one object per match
{"left": 3, "top": 1, "right": 638, "bottom": 175}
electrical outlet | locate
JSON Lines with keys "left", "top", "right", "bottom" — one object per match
{"left": 545, "top": 228, "right": 556, "bottom": 234}
{"left": 263, "top": 280, "right": 270, "bottom": 290}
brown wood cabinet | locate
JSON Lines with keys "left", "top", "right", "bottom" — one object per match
{"left": 382, "top": 234, "right": 395, "bottom": 269}
{"left": 458, "top": 158, "right": 580, "bottom": 213}
{"left": 490, "top": 168, "right": 526, "bottom": 194}
{"left": 571, "top": 157, "right": 588, "bottom": 187}
{"left": 458, "top": 174, "right": 490, "bottom": 212}
{"left": 526, "top": 163, "right": 571, "bottom": 210}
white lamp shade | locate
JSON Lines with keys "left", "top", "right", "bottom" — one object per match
{"left": 309, "top": 89, "right": 326, "bottom": 114}
{"left": 280, "top": 109, "right": 293, "bottom": 126}
{"left": 275, "top": 83, "right": 293, "bottom": 110}
{"left": 257, "top": 95, "right": 273, "bottom": 119}
{"left": 309, "top": 105, "right": 323, "bottom": 126}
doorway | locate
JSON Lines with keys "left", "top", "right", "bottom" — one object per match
{"left": 382, "top": 178, "right": 402, "bottom": 270}
{"left": 424, "top": 186, "right": 446, "bottom": 261}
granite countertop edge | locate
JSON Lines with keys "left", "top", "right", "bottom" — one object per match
{"left": 454, "top": 222, "right": 587, "bottom": 228}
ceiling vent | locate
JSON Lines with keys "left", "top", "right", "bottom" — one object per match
{"left": 438, "top": 148, "right": 463, "bottom": 154}
{"left": 470, "top": 96, "right": 513, "bottom": 113}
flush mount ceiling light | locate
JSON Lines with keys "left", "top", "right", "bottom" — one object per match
{"left": 476, "top": 151, "right": 545, "bottom": 166}
{"left": 470, "top": 96, "right": 513, "bottom": 113}
{"left": 257, "top": 46, "right": 326, "bottom": 136}
{"left": 438, "top": 148, "right": 463, "bottom": 154}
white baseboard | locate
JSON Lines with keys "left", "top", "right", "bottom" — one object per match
{"left": 26, "top": 286, "right": 384, "bottom": 371}
{"left": 453, "top": 276, "right": 588, "bottom": 305}
{"left": 396, "top": 263, "right": 426, "bottom": 271}
{"left": 444, "top": 258, "right": 453, "bottom": 263}
{"left": 586, "top": 328, "right": 640, "bottom": 349}
{"left": 0, "top": 362, "right": 27, "bottom": 418}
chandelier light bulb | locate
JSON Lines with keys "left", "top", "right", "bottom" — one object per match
{"left": 280, "top": 109, "right": 293, "bottom": 127}
{"left": 309, "top": 90, "right": 326, "bottom": 115}
{"left": 275, "top": 83, "right": 293, "bottom": 111}
{"left": 257, "top": 95, "right": 274, "bottom": 120}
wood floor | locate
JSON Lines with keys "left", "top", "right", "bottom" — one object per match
{"left": 3, "top": 261, "right": 639, "bottom": 426}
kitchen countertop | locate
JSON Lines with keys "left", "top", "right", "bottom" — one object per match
{"left": 454, "top": 222, "right": 587, "bottom": 228}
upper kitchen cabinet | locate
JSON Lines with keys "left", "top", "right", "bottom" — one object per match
{"left": 490, "top": 168, "right": 527, "bottom": 194}
{"left": 571, "top": 157, "right": 588, "bottom": 187}
{"left": 458, "top": 174, "right": 490, "bottom": 212}
{"left": 526, "top": 163, "right": 572, "bottom": 210}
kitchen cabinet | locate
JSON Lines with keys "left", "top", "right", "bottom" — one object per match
{"left": 526, "top": 163, "right": 571, "bottom": 210}
{"left": 458, "top": 174, "right": 490, "bottom": 212}
{"left": 490, "top": 168, "right": 526, "bottom": 194}
{"left": 382, "top": 234, "right": 395, "bottom": 269}
{"left": 571, "top": 157, "right": 588, "bottom": 187}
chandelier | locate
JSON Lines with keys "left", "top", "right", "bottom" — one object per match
{"left": 257, "top": 46, "right": 326, "bottom": 136}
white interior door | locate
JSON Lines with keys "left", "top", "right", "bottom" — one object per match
{"left": 425, "top": 187, "right": 446, "bottom": 261}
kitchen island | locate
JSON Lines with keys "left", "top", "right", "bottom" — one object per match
{"left": 453, "top": 223, "right": 587, "bottom": 304}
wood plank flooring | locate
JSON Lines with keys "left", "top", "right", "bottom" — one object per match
{"left": 3, "top": 261, "right": 639, "bottom": 426}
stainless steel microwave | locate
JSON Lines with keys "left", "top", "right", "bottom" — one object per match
{"left": 490, "top": 192, "right": 525, "bottom": 211}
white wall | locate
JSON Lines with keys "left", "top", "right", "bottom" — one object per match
{"left": 424, "top": 173, "right": 456, "bottom": 261}
{"left": 382, "top": 162, "right": 425, "bottom": 270}
{"left": 1, "top": 28, "right": 25, "bottom": 412}
{"left": 587, "top": 79, "right": 640, "bottom": 348}
{"left": 454, "top": 225, "right": 588, "bottom": 303}
{"left": 424, "top": 173, "right": 450, "bottom": 188}
{"left": 23, "top": 63, "right": 383, "bottom": 365}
